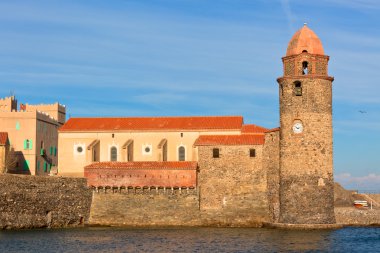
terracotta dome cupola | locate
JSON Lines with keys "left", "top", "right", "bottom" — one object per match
{"left": 280, "top": 24, "right": 331, "bottom": 77}
{"left": 286, "top": 23, "right": 324, "bottom": 56}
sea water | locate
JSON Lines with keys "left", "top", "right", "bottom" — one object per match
{"left": 0, "top": 226, "right": 379, "bottom": 252}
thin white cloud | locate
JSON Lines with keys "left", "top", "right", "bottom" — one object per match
{"left": 335, "top": 173, "right": 380, "bottom": 192}
{"left": 280, "top": 0, "right": 295, "bottom": 34}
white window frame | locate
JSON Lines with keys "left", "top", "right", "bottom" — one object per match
{"left": 73, "top": 143, "right": 85, "bottom": 155}
{"left": 142, "top": 144, "right": 152, "bottom": 156}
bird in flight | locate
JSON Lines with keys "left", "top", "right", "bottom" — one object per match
{"left": 359, "top": 110, "right": 367, "bottom": 114}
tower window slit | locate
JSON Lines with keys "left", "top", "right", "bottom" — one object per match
{"left": 294, "top": 81, "right": 302, "bottom": 96}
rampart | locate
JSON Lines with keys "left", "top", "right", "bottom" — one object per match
{"left": 90, "top": 188, "right": 201, "bottom": 226}
{"left": 0, "top": 174, "right": 92, "bottom": 229}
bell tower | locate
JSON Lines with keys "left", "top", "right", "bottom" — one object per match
{"left": 277, "top": 24, "right": 335, "bottom": 224}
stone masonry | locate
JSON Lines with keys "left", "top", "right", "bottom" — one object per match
{"left": 0, "top": 174, "right": 92, "bottom": 229}
{"left": 264, "top": 129, "right": 280, "bottom": 223}
{"left": 277, "top": 51, "right": 335, "bottom": 223}
{"left": 197, "top": 145, "right": 269, "bottom": 226}
{"left": 90, "top": 188, "right": 200, "bottom": 226}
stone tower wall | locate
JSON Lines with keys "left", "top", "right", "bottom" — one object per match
{"left": 197, "top": 145, "right": 269, "bottom": 226}
{"left": 264, "top": 130, "right": 280, "bottom": 223}
{"left": 278, "top": 73, "right": 335, "bottom": 224}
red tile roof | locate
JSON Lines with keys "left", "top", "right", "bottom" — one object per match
{"left": 60, "top": 116, "right": 243, "bottom": 132}
{"left": 194, "top": 134, "right": 265, "bottom": 146}
{"left": 241, "top": 124, "right": 268, "bottom": 134}
{"left": 84, "top": 161, "right": 198, "bottom": 170}
{"left": 265, "top": 127, "right": 280, "bottom": 133}
{"left": 0, "top": 132, "right": 8, "bottom": 145}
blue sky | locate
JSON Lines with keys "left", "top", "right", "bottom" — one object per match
{"left": 0, "top": 0, "right": 379, "bottom": 191}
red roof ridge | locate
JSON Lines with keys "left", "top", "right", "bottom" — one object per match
{"left": 241, "top": 124, "right": 269, "bottom": 134}
{"left": 265, "top": 127, "right": 280, "bottom": 133}
{"left": 60, "top": 116, "right": 243, "bottom": 132}
{"left": 67, "top": 115, "right": 242, "bottom": 119}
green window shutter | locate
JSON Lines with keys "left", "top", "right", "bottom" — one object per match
{"left": 43, "top": 162, "right": 47, "bottom": 172}
{"left": 37, "top": 160, "right": 40, "bottom": 171}
{"left": 23, "top": 160, "right": 30, "bottom": 171}
{"left": 49, "top": 147, "right": 52, "bottom": 155}
{"left": 29, "top": 140, "right": 33, "bottom": 150}
{"left": 23, "top": 140, "right": 27, "bottom": 150}
{"left": 16, "top": 122, "right": 20, "bottom": 130}
{"left": 54, "top": 147, "right": 57, "bottom": 156}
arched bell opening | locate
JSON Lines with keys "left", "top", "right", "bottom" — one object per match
{"left": 302, "top": 61, "right": 309, "bottom": 75}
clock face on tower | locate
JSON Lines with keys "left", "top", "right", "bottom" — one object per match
{"left": 292, "top": 122, "right": 303, "bottom": 134}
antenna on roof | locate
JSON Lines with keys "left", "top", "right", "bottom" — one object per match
{"left": 304, "top": 22, "right": 308, "bottom": 26}
{"left": 9, "top": 90, "right": 15, "bottom": 97}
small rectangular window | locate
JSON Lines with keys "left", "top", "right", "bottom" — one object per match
{"left": 24, "top": 139, "right": 32, "bottom": 150}
{"left": 212, "top": 148, "right": 220, "bottom": 158}
{"left": 294, "top": 81, "right": 302, "bottom": 96}
{"left": 250, "top": 149, "right": 256, "bottom": 157}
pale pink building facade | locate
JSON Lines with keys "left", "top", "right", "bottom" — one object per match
{"left": 0, "top": 96, "right": 66, "bottom": 175}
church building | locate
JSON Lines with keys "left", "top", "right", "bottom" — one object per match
{"left": 58, "top": 24, "right": 335, "bottom": 225}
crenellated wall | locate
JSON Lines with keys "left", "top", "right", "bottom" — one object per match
{"left": 84, "top": 163, "right": 197, "bottom": 188}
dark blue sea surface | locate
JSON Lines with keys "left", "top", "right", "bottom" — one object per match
{"left": 0, "top": 226, "right": 379, "bottom": 252}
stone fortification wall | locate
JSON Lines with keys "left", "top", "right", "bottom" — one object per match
{"left": 89, "top": 143, "right": 271, "bottom": 228}
{"left": 90, "top": 188, "right": 267, "bottom": 227}
{"left": 0, "top": 174, "right": 92, "bottom": 229}
{"left": 264, "top": 129, "right": 280, "bottom": 223}
{"left": 197, "top": 145, "right": 269, "bottom": 226}
{"left": 90, "top": 188, "right": 201, "bottom": 226}
{"left": 335, "top": 207, "right": 380, "bottom": 225}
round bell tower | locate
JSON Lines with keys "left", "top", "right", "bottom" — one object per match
{"left": 277, "top": 24, "right": 335, "bottom": 224}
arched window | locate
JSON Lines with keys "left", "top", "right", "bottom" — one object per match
{"left": 178, "top": 146, "right": 185, "bottom": 161}
{"left": 110, "top": 146, "right": 117, "bottom": 161}
{"left": 302, "top": 61, "right": 308, "bottom": 75}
